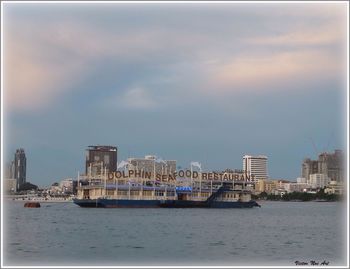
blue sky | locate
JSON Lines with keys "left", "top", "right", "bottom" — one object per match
{"left": 3, "top": 3, "right": 347, "bottom": 187}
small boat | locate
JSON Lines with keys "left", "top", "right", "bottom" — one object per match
{"left": 24, "top": 202, "right": 41, "bottom": 208}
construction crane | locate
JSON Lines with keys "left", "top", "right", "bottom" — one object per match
{"left": 308, "top": 137, "right": 319, "bottom": 157}
{"left": 308, "top": 132, "right": 334, "bottom": 158}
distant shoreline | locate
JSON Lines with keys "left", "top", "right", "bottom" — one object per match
{"left": 257, "top": 199, "right": 341, "bottom": 202}
{"left": 4, "top": 197, "right": 73, "bottom": 203}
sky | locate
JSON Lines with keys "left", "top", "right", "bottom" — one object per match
{"left": 2, "top": 2, "right": 348, "bottom": 187}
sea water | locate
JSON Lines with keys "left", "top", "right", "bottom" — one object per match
{"left": 3, "top": 200, "right": 347, "bottom": 266}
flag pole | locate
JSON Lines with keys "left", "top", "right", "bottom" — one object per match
{"left": 104, "top": 166, "right": 107, "bottom": 197}
{"left": 190, "top": 163, "right": 193, "bottom": 198}
{"left": 199, "top": 165, "right": 202, "bottom": 198}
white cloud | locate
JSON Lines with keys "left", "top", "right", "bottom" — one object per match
{"left": 116, "top": 87, "right": 157, "bottom": 110}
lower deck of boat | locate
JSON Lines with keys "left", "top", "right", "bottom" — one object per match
{"left": 73, "top": 198, "right": 260, "bottom": 208}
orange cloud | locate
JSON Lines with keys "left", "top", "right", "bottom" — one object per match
{"left": 3, "top": 4, "right": 346, "bottom": 112}
{"left": 3, "top": 29, "right": 89, "bottom": 112}
{"left": 3, "top": 19, "right": 194, "bottom": 112}
{"left": 245, "top": 21, "right": 344, "bottom": 47}
{"left": 206, "top": 49, "right": 342, "bottom": 92}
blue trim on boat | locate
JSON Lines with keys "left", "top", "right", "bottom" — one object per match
{"left": 100, "top": 199, "right": 160, "bottom": 208}
{"left": 73, "top": 198, "right": 260, "bottom": 208}
{"left": 72, "top": 198, "right": 104, "bottom": 208}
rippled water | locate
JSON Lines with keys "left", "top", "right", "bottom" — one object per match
{"left": 3, "top": 200, "right": 347, "bottom": 266}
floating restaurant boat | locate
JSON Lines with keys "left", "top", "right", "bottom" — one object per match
{"left": 73, "top": 169, "right": 261, "bottom": 208}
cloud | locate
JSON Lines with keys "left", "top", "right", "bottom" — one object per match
{"left": 204, "top": 49, "right": 342, "bottom": 93}
{"left": 3, "top": 22, "right": 92, "bottom": 112}
{"left": 200, "top": 12, "right": 346, "bottom": 94}
{"left": 244, "top": 20, "right": 344, "bottom": 47}
{"left": 112, "top": 87, "right": 157, "bottom": 110}
{"left": 3, "top": 19, "right": 201, "bottom": 112}
{"left": 3, "top": 4, "right": 346, "bottom": 112}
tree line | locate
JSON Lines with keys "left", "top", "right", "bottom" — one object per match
{"left": 253, "top": 188, "right": 342, "bottom": 201}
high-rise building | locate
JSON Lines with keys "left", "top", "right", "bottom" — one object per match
{"left": 309, "top": 173, "right": 329, "bottom": 189}
{"left": 243, "top": 155, "right": 268, "bottom": 181}
{"left": 5, "top": 161, "right": 15, "bottom": 179}
{"left": 127, "top": 155, "right": 177, "bottom": 178}
{"left": 318, "top": 150, "right": 343, "bottom": 181}
{"left": 85, "top": 145, "right": 117, "bottom": 175}
{"left": 301, "top": 150, "right": 344, "bottom": 182}
{"left": 14, "top": 148, "right": 26, "bottom": 189}
{"left": 297, "top": 177, "right": 307, "bottom": 184}
{"left": 301, "top": 158, "right": 319, "bottom": 181}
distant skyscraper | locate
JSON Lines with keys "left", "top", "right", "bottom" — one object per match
{"left": 5, "top": 161, "right": 15, "bottom": 179}
{"left": 301, "top": 150, "right": 344, "bottom": 182}
{"left": 301, "top": 158, "right": 319, "bottom": 181}
{"left": 127, "top": 155, "right": 177, "bottom": 178}
{"left": 243, "top": 155, "right": 268, "bottom": 181}
{"left": 318, "top": 150, "right": 344, "bottom": 181}
{"left": 86, "top": 145, "right": 117, "bottom": 175}
{"left": 14, "top": 148, "right": 26, "bottom": 189}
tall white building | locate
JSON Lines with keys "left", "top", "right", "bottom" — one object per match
{"left": 308, "top": 173, "right": 329, "bottom": 189}
{"left": 243, "top": 155, "right": 268, "bottom": 181}
{"left": 297, "top": 177, "right": 307, "bottom": 184}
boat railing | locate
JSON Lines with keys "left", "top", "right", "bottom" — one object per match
{"left": 187, "top": 196, "right": 207, "bottom": 201}
{"left": 102, "top": 195, "right": 176, "bottom": 200}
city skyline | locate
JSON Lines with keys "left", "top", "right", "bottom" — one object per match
{"left": 4, "top": 146, "right": 344, "bottom": 188}
{"left": 3, "top": 2, "right": 347, "bottom": 186}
